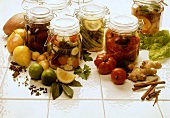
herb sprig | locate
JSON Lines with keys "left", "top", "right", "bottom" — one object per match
{"left": 74, "top": 64, "right": 91, "bottom": 80}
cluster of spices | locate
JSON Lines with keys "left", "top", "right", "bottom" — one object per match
{"left": 9, "top": 61, "right": 27, "bottom": 78}
{"left": 9, "top": 61, "right": 48, "bottom": 96}
{"left": 132, "top": 78, "right": 166, "bottom": 106}
{"left": 29, "top": 85, "right": 48, "bottom": 96}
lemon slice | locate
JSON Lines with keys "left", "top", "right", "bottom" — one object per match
{"left": 56, "top": 67, "right": 76, "bottom": 84}
{"left": 83, "top": 19, "right": 102, "bottom": 31}
{"left": 138, "top": 16, "right": 151, "bottom": 31}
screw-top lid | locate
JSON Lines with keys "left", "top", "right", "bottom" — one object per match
{"left": 108, "top": 14, "right": 139, "bottom": 34}
{"left": 25, "top": 5, "right": 54, "bottom": 23}
{"left": 50, "top": 16, "right": 80, "bottom": 36}
{"left": 78, "top": 4, "right": 108, "bottom": 20}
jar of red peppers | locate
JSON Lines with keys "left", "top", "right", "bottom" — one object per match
{"left": 46, "top": 16, "right": 82, "bottom": 71}
{"left": 105, "top": 14, "right": 140, "bottom": 62}
{"left": 132, "top": 0, "right": 167, "bottom": 34}
{"left": 76, "top": 4, "right": 109, "bottom": 52}
{"left": 24, "top": 5, "right": 54, "bottom": 54}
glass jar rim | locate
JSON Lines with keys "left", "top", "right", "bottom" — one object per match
{"left": 43, "top": 0, "right": 67, "bottom": 11}
{"left": 78, "top": 3, "right": 108, "bottom": 20}
{"left": 133, "top": 0, "right": 163, "bottom": 3}
{"left": 49, "top": 16, "right": 80, "bottom": 36}
{"left": 108, "top": 14, "right": 139, "bottom": 34}
{"left": 25, "top": 5, "right": 54, "bottom": 23}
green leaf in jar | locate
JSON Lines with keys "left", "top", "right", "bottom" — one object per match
{"left": 150, "top": 1, "right": 161, "bottom": 12}
{"left": 61, "top": 83, "right": 74, "bottom": 98}
{"left": 51, "top": 82, "right": 63, "bottom": 100}
{"left": 140, "top": 5, "right": 151, "bottom": 14}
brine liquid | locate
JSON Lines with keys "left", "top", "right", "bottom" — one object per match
{"left": 132, "top": 2, "right": 164, "bottom": 34}
{"left": 25, "top": 22, "right": 49, "bottom": 54}
{"left": 105, "top": 29, "right": 140, "bottom": 62}
{"left": 47, "top": 34, "right": 82, "bottom": 71}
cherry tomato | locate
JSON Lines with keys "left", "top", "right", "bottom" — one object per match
{"left": 94, "top": 53, "right": 116, "bottom": 74}
{"left": 111, "top": 68, "right": 126, "bottom": 85}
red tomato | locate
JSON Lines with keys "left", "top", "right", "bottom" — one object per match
{"left": 94, "top": 53, "right": 116, "bottom": 74}
{"left": 111, "top": 68, "right": 126, "bottom": 85}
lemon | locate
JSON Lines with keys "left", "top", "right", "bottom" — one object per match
{"left": 138, "top": 16, "right": 151, "bottom": 31}
{"left": 13, "top": 46, "right": 31, "bottom": 67}
{"left": 56, "top": 67, "right": 76, "bottom": 84}
{"left": 83, "top": 19, "right": 102, "bottom": 31}
{"left": 41, "top": 68, "right": 57, "bottom": 86}
{"left": 7, "top": 33, "right": 24, "bottom": 54}
{"left": 29, "top": 63, "right": 44, "bottom": 80}
{"left": 14, "top": 29, "right": 26, "bottom": 41}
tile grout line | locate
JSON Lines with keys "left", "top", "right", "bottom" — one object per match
{"left": 99, "top": 74, "right": 107, "bottom": 118}
{"left": 157, "top": 102, "right": 165, "bottom": 118}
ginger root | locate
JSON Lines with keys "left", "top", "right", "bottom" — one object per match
{"left": 140, "top": 60, "right": 162, "bottom": 69}
{"left": 128, "top": 60, "right": 162, "bottom": 82}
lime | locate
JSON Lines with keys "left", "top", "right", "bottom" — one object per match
{"left": 56, "top": 67, "right": 76, "bottom": 84}
{"left": 83, "top": 19, "right": 102, "bottom": 31}
{"left": 41, "top": 68, "right": 57, "bottom": 86}
{"left": 29, "top": 62, "right": 44, "bottom": 80}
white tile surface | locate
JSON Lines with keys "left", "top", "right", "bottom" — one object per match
{"left": 158, "top": 101, "right": 170, "bottom": 118}
{"left": 48, "top": 100, "right": 105, "bottom": 118}
{"left": 0, "top": 0, "right": 170, "bottom": 118}
{"left": 0, "top": 100, "right": 49, "bottom": 118}
{"left": 104, "top": 100, "right": 162, "bottom": 118}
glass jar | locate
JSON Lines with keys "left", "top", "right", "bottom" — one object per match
{"left": 132, "top": 0, "right": 165, "bottom": 34}
{"left": 21, "top": 0, "right": 39, "bottom": 8}
{"left": 42, "top": 0, "right": 69, "bottom": 16}
{"left": 24, "top": 5, "right": 54, "bottom": 54}
{"left": 46, "top": 16, "right": 82, "bottom": 71}
{"left": 105, "top": 14, "right": 140, "bottom": 62}
{"left": 76, "top": 4, "right": 109, "bottom": 52}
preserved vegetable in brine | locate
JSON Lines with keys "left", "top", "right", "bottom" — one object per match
{"left": 132, "top": 0, "right": 166, "bottom": 34}
{"left": 24, "top": 5, "right": 54, "bottom": 54}
{"left": 47, "top": 16, "right": 82, "bottom": 71}
{"left": 76, "top": 4, "right": 109, "bottom": 52}
{"left": 106, "top": 29, "right": 140, "bottom": 62}
{"left": 105, "top": 15, "right": 140, "bottom": 62}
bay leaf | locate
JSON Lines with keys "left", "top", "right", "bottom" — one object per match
{"left": 51, "top": 82, "right": 63, "bottom": 100}
{"left": 61, "top": 84, "right": 73, "bottom": 98}
{"left": 69, "top": 80, "right": 82, "bottom": 87}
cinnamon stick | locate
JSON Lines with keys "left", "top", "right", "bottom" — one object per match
{"left": 141, "top": 84, "right": 157, "bottom": 100}
{"left": 134, "top": 81, "right": 165, "bottom": 87}
{"left": 132, "top": 78, "right": 158, "bottom": 91}
{"left": 153, "top": 91, "right": 161, "bottom": 106}
{"left": 146, "top": 90, "right": 161, "bottom": 100}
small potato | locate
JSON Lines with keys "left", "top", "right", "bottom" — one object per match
{"left": 32, "top": 51, "right": 40, "bottom": 61}
{"left": 37, "top": 54, "right": 47, "bottom": 62}
{"left": 3, "top": 13, "right": 25, "bottom": 36}
{"left": 39, "top": 60, "right": 49, "bottom": 70}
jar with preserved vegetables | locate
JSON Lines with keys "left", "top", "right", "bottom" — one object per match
{"left": 24, "top": 5, "right": 54, "bottom": 54}
{"left": 132, "top": 0, "right": 167, "bottom": 34}
{"left": 46, "top": 16, "right": 82, "bottom": 71}
{"left": 105, "top": 14, "right": 140, "bottom": 62}
{"left": 76, "top": 4, "right": 109, "bottom": 52}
